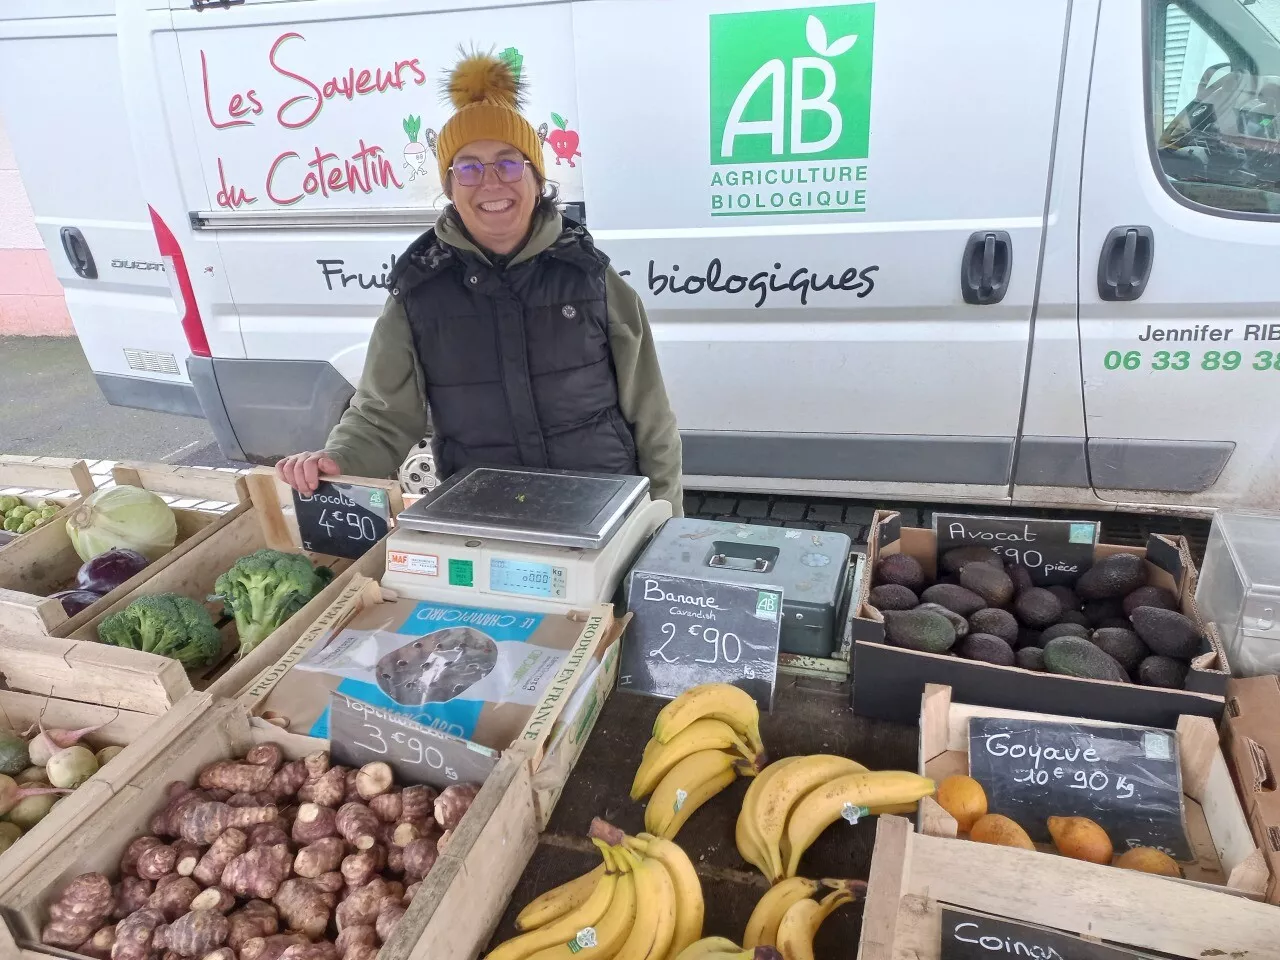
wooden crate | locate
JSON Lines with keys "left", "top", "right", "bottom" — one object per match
{"left": 2, "top": 685, "right": 599, "bottom": 960}
{"left": 0, "top": 691, "right": 212, "bottom": 900}
{"left": 0, "top": 464, "right": 249, "bottom": 636}
{"left": 858, "top": 814, "right": 1280, "bottom": 960}
{"left": 22, "top": 469, "right": 403, "bottom": 714}
{"left": 917, "top": 683, "right": 1269, "bottom": 896}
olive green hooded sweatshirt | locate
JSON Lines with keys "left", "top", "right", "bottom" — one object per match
{"left": 324, "top": 208, "right": 684, "bottom": 514}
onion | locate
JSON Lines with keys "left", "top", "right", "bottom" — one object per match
{"left": 48, "top": 590, "right": 103, "bottom": 618}
{"left": 65, "top": 485, "right": 177, "bottom": 563}
{"left": 76, "top": 548, "right": 149, "bottom": 594}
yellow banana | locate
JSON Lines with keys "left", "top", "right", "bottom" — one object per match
{"left": 672, "top": 938, "right": 758, "bottom": 960}
{"left": 782, "top": 771, "right": 936, "bottom": 878}
{"left": 774, "top": 888, "right": 853, "bottom": 960}
{"left": 645, "top": 749, "right": 745, "bottom": 840}
{"left": 736, "top": 757, "right": 802, "bottom": 877}
{"left": 626, "top": 833, "right": 704, "bottom": 960}
{"left": 746, "top": 755, "right": 868, "bottom": 881}
{"left": 653, "top": 683, "right": 765, "bottom": 755}
{"left": 632, "top": 719, "right": 757, "bottom": 800}
{"left": 613, "top": 846, "right": 676, "bottom": 960}
{"left": 525, "top": 869, "right": 638, "bottom": 960}
{"left": 741, "top": 877, "right": 819, "bottom": 949}
{"left": 515, "top": 842, "right": 614, "bottom": 932}
{"left": 868, "top": 801, "right": 919, "bottom": 816}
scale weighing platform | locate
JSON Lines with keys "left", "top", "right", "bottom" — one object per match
{"left": 384, "top": 466, "right": 672, "bottom": 613}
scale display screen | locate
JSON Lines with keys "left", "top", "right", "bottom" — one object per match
{"left": 489, "top": 557, "right": 568, "bottom": 599}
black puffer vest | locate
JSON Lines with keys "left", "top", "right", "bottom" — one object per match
{"left": 387, "top": 215, "right": 638, "bottom": 482}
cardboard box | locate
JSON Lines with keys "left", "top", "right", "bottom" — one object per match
{"left": 850, "top": 510, "right": 1229, "bottom": 727}
{"left": 856, "top": 815, "right": 1280, "bottom": 960}
{"left": 918, "top": 684, "right": 1268, "bottom": 897}
{"left": 1221, "top": 675, "right": 1280, "bottom": 904}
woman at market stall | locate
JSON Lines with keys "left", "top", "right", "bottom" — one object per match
{"left": 276, "top": 53, "right": 683, "bottom": 514}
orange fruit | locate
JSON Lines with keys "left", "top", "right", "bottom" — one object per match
{"left": 1047, "top": 816, "right": 1113, "bottom": 865}
{"left": 1115, "top": 846, "right": 1182, "bottom": 877}
{"left": 936, "top": 775, "right": 988, "bottom": 833}
{"left": 969, "top": 814, "right": 1035, "bottom": 850}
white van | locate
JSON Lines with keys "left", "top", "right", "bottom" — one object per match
{"left": 2, "top": 0, "right": 1279, "bottom": 514}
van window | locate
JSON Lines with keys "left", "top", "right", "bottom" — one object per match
{"left": 1148, "top": 0, "right": 1280, "bottom": 216}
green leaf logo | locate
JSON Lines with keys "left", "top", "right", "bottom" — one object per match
{"left": 551, "top": 112, "right": 568, "bottom": 130}
{"left": 499, "top": 46, "right": 524, "bottom": 81}
{"left": 805, "top": 14, "right": 858, "bottom": 57}
{"left": 402, "top": 115, "right": 421, "bottom": 143}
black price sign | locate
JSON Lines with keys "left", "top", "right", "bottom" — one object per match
{"left": 941, "top": 908, "right": 1160, "bottom": 960}
{"left": 618, "top": 571, "right": 782, "bottom": 710}
{"left": 327, "top": 691, "right": 499, "bottom": 791}
{"left": 968, "top": 716, "right": 1190, "bottom": 859}
{"left": 293, "top": 481, "right": 390, "bottom": 560}
{"left": 934, "top": 513, "right": 1100, "bottom": 586}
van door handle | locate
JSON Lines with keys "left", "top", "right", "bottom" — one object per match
{"left": 1098, "top": 225, "right": 1154, "bottom": 301}
{"left": 960, "top": 230, "right": 1012, "bottom": 305}
{"left": 59, "top": 227, "right": 98, "bottom": 280}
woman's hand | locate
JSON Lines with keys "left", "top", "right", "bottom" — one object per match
{"left": 275, "top": 451, "right": 341, "bottom": 495}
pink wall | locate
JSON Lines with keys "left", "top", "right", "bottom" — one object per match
{"left": 0, "top": 118, "right": 73, "bottom": 336}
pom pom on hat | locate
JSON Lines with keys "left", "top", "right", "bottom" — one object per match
{"left": 444, "top": 51, "right": 525, "bottom": 110}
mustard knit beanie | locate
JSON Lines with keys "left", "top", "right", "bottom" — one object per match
{"left": 436, "top": 52, "right": 545, "bottom": 186}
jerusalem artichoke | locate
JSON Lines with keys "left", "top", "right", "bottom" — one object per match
{"left": 153, "top": 909, "right": 230, "bottom": 956}
{"left": 121, "top": 835, "right": 164, "bottom": 876}
{"left": 375, "top": 900, "right": 406, "bottom": 942}
{"left": 112, "top": 907, "right": 166, "bottom": 960}
{"left": 433, "top": 783, "right": 478, "bottom": 831}
{"left": 148, "top": 875, "right": 200, "bottom": 921}
{"left": 335, "top": 802, "right": 380, "bottom": 850}
{"left": 401, "top": 837, "right": 437, "bottom": 881}
{"left": 172, "top": 840, "right": 204, "bottom": 877}
{"left": 245, "top": 742, "right": 285, "bottom": 773}
{"left": 268, "top": 760, "right": 307, "bottom": 800}
{"left": 226, "top": 900, "right": 279, "bottom": 951}
{"left": 314, "top": 871, "right": 345, "bottom": 896}
{"left": 399, "top": 785, "right": 436, "bottom": 822}
{"left": 194, "top": 828, "right": 248, "bottom": 886}
{"left": 355, "top": 763, "right": 393, "bottom": 800}
{"left": 113, "top": 877, "right": 153, "bottom": 919}
{"left": 294, "top": 836, "right": 345, "bottom": 879}
{"left": 250, "top": 822, "right": 291, "bottom": 849}
{"left": 274, "top": 878, "right": 332, "bottom": 938}
{"left": 198, "top": 760, "right": 274, "bottom": 794}
{"left": 298, "top": 767, "right": 346, "bottom": 808}
{"left": 240, "top": 933, "right": 307, "bottom": 960}
{"left": 135, "top": 842, "right": 178, "bottom": 880}
{"left": 340, "top": 846, "right": 385, "bottom": 888}
{"left": 222, "top": 842, "right": 292, "bottom": 899}
{"left": 190, "top": 886, "right": 236, "bottom": 914}
{"left": 178, "top": 801, "right": 277, "bottom": 844}
{"left": 291, "top": 803, "right": 338, "bottom": 845}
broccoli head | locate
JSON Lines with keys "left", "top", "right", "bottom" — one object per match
{"left": 97, "top": 593, "right": 222, "bottom": 669}
{"left": 214, "top": 548, "right": 334, "bottom": 657}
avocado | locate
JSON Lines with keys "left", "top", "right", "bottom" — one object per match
{"left": 874, "top": 553, "right": 926, "bottom": 593}
{"left": 1076, "top": 553, "right": 1147, "bottom": 601}
{"left": 1047, "top": 585, "right": 1082, "bottom": 611}
{"left": 1015, "top": 646, "right": 1046, "bottom": 671}
{"left": 1090, "top": 627, "right": 1150, "bottom": 674}
{"left": 1041, "top": 622, "right": 1091, "bottom": 642}
{"left": 1097, "top": 617, "right": 1134, "bottom": 631}
{"left": 1123, "top": 585, "right": 1179, "bottom": 617}
{"left": 883, "top": 608, "right": 957, "bottom": 654}
{"left": 869, "top": 583, "right": 919, "bottom": 612}
{"left": 1043, "top": 636, "right": 1129, "bottom": 683}
{"left": 1056, "top": 609, "right": 1091, "bottom": 628}
{"left": 1014, "top": 588, "right": 1063, "bottom": 628}
{"left": 1083, "top": 598, "right": 1126, "bottom": 626}
{"left": 1137, "top": 654, "right": 1190, "bottom": 689}
{"left": 1017, "top": 627, "right": 1043, "bottom": 649}
{"left": 960, "top": 563, "right": 1015, "bottom": 607}
{"left": 967, "top": 608, "right": 1019, "bottom": 645}
{"left": 921, "top": 583, "right": 987, "bottom": 617}
{"left": 1007, "top": 563, "right": 1034, "bottom": 596}
{"left": 917, "top": 603, "right": 970, "bottom": 639}
{"left": 958, "top": 633, "right": 1016, "bottom": 666}
{"left": 1129, "top": 607, "right": 1203, "bottom": 659}
{"left": 940, "top": 546, "right": 1003, "bottom": 575}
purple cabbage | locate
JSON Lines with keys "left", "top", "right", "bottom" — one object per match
{"left": 75, "top": 547, "right": 150, "bottom": 595}
{"left": 49, "top": 589, "right": 104, "bottom": 617}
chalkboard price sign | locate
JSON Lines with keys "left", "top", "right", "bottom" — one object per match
{"left": 968, "top": 716, "right": 1190, "bottom": 859}
{"left": 293, "top": 481, "right": 390, "bottom": 560}
{"left": 941, "top": 908, "right": 1160, "bottom": 960}
{"left": 618, "top": 571, "right": 782, "bottom": 710}
{"left": 328, "top": 691, "right": 500, "bottom": 791}
{"left": 933, "top": 513, "right": 1100, "bottom": 587}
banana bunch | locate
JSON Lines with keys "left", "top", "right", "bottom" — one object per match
{"left": 742, "top": 877, "right": 864, "bottom": 958}
{"left": 492, "top": 821, "right": 703, "bottom": 960}
{"left": 674, "top": 939, "right": 781, "bottom": 960}
{"left": 635, "top": 683, "right": 768, "bottom": 840}
{"left": 736, "top": 755, "right": 935, "bottom": 880}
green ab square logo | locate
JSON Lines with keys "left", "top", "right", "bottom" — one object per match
{"left": 710, "top": 4, "right": 875, "bottom": 166}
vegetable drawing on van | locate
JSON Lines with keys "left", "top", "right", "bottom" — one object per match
{"left": 402, "top": 115, "right": 428, "bottom": 180}
{"left": 547, "top": 113, "right": 581, "bottom": 167}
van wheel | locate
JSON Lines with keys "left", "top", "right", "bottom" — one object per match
{"left": 399, "top": 439, "right": 439, "bottom": 495}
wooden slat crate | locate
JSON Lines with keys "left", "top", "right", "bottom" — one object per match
{"left": 0, "top": 464, "right": 250, "bottom": 637}
{"left": 14, "top": 468, "right": 402, "bottom": 715}
{"left": 857, "top": 814, "right": 1280, "bottom": 960}
{"left": 916, "top": 683, "right": 1268, "bottom": 896}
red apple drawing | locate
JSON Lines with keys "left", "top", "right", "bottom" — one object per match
{"left": 547, "top": 112, "right": 582, "bottom": 167}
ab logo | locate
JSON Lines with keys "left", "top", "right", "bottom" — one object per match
{"left": 708, "top": 3, "right": 875, "bottom": 217}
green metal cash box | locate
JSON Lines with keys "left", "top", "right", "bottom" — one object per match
{"left": 627, "top": 518, "right": 852, "bottom": 658}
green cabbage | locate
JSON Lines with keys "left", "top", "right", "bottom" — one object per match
{"left": 66, "top": 485, "right": 177, "bottom": 562}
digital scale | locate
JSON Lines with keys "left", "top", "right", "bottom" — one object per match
{"left": 384, "top": 466, "right": 673, "bottom": 613}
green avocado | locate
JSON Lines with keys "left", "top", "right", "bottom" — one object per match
{"left": 1040, "top": 622, "right": 1090, "bottom": 643}
{"left": 868, "top": 583, "right": 918, "bottom": 611}
{"left": 874, "top": 554, "right": 925, "bottom": 593}
{"left": 958, "top": 633, "right": 1016, "bottom": 666}
{"left": 967, "top": 608, "right": 1018, "bottom": 645}
{"left": 1137, "top": 654, "right": 1189, "bottom": 689}
{"left": 1090, "top": 627, "right": 1150, "bottom": 674}
{"left": 883, "top": 608, "right": 957, "bottom": 654}
{"left": 1014, "top": 588, "right": 1063, "bottom": 628}
{"left": 920, "top": 583, "right": 986, "bottom": 617}
{"left": 1129, "top": 607, "right": 1202, "bottom": 659}
{"left": 960, "top": 563, "right": 1015, "bottom": 607}
{"left": 917, "top": 603, "right": 969, "bottom": 639}
{"left": 940, "top": 546, "right": 1003, "bottom": 575}
{"left": 1076, "top": 553, "right": 1147, "bottom": 601}
{"left": 1042, "top": 636, "right": 1129, "bottom": 683}
{"left": 1123, "top": 585, "right": 1179, "bottom": 617}
{"left": 1015, "top": 646, "right": 1046, "bottom": 671}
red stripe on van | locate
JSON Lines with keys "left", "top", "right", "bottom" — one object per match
{"left": 148, "top": 205, "right": 211, "bottom": 358}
